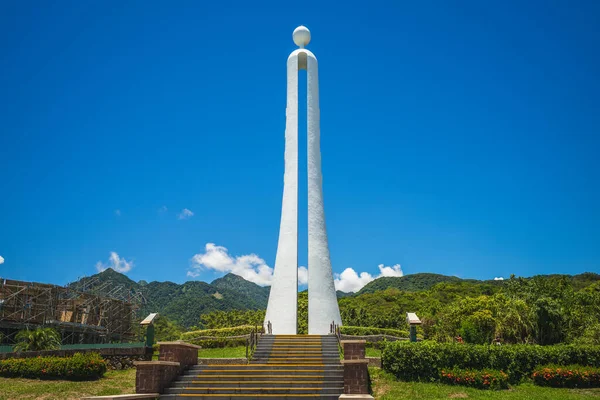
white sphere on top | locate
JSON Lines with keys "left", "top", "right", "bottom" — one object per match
{"left": 293, "top": 26, "right": 311, "bottom": 47}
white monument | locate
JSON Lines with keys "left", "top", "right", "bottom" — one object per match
{"left": 264, "top": 26, "right": 342, "bottom": 335}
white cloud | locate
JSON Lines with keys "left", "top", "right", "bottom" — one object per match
{"left": 0, "top": 256, "right": 4, "bottom": 265}
{"left": 96, "top": 252, "right": 134, "bottom": 273}
{"left": 334, "top": 263, "right": 404, "bottom": 293}
{"left": 377, "top": 264, "right": 404, "bottom": 277}
{"left": 159, "top": 205, "right": 168, "bottom": 213}
{"left": 298, "top": 266, "right": 308, "bottom": 285}
{"left": 114, "top": 209, "right": 121, "bottom": 217}
{"left": 178, "top": 208, "right": 194, "bottom": 220}
{"left": 494, "top": 277, "right": 504, "bottom": 281}
{"left": 187, "top": 270, "right": 200, "bottom": 278}
{"left": 190, "top": 243, "right": 273, "bottom": 286}
{"left": 188, "top": 242, "right": 402, "bottom": 292}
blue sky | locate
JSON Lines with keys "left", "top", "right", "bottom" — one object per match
{"left": 0, "top": 1, "right": 598, "bottom": 291}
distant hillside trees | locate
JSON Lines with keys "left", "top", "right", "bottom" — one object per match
{"left": 76, "top": 269, "right": 600, "bottom": 346}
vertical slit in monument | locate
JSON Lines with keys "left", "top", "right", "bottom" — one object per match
{"left": 297, "top": 62, "right": 308, "bottom": 334}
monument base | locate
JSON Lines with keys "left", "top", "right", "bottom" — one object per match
{"left": 339, "top": 395, "right": 375, "bottom": 400}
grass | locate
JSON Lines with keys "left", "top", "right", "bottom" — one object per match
{"left": 0, "top": 369, "right": 136, "bottom": 400}
{"left": 198, "top": 346, "right": 247, "bottom": 358}
{"left": 370, "top": 368, "right": 600, "bottom": 400}
{"left": 366, "top": 347, "right": 382, "bottom": 357}
{"left": 152, "top": 346, "right": 248, "bottom": 360}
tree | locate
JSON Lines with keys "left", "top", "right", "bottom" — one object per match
{"left": 14, "top": 327, "right": 61, "bottom": 352}
{"left": 153, "top": 316, "right": 184, "bottom": 342}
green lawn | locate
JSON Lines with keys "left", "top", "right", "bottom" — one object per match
{"left": 366, "top": 347, "right": 382, "bottom": 357}
{"left": 370, "top": 368, "right": 600, "bottom": 400}
{"left": 198, "top": 346, "right": 247, "bottom": 358}
{"left": 0, "top": 369, "right": 136, "bottom": 400}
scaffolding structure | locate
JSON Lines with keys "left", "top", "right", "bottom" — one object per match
{"left": 0, "top": 276, "right": 145, "bottom": 345}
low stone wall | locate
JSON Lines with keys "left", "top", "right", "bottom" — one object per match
{"left": 157, "top": 341, "right": 200, "bottom": 373}
{"left": 366, "top": 356, "right": 382, "bottom": 368}
{"left": 135, "top": 341, "right": 201, "bottom": 395}
{"left": 0, "top": 347, "right": 152, "bottom": 370}
{"left": 135, "top": 361, "right": 180, "bottom": 394}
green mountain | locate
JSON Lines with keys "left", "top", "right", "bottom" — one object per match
{"left": 71, "top": 269, "right": 270, "bottom": 329}
{"left": 336, "top": 290, "right": 352, "bottom": 298}
{"left": 211, "top": 273, "right": 270, "bottom": 307}
{"left": 72, "top": 269, "right": 600, "bottom": 335}
{"left": 357, "top": 273, "right": 465, "bottom": 295}
{"left": 69, "top": 267, "right": 139, "bottom": 292}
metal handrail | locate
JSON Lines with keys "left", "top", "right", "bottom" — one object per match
{"left": 330, "top": 320, "right": 343, "bottom": 358}
{"left": 245, "top": 324, "right": 264, "bottom": 362}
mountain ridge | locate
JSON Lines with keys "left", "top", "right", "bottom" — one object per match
{"left": 70, "top": 269, "right": 600, "bottom": 329}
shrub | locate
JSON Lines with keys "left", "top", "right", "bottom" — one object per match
{"left": 458, "top": 310, "right": 495, "bottom": 345}
{"left": 0, "top": 352, "right": 106, "bottom": 380}
{"left": 382, "top": 341, "right": 600, "bottom": 383}
{"left": 440, "top": 368, "right": 509, "bottom": 390}
{"left": 181, "top": 325, "right": 256, "bottom": 348}
{"left": 341, "top": 326, "right": 409, "bottom": 337}
{"left": 184, "top": 338, "right": 247, "bottom": 348}
{"left": 533, "top": 365, "right": 600, "bottom": 388}
{"left": 181, "top": 325, "right": 256, "bottom": 340}
{"left": 14, "top": 328, "right": 61, "bottom": 352}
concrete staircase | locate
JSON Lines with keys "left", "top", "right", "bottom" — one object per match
{"left": 160, "top": 335, "right": 343, "bottom": 400}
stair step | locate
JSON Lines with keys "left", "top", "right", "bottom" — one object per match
{"left": 188, "top": 366, "right": 342, "bottom": 371}
{"left": 171, "top": 382, "right": 342, "bottom": 388}
{"left": 162, "top": 335, "right": 343, "bottom": 400}
{"left": 165, "top": 388, "right": 344, "bottom": 395}
{"left": 161, "top": 396, "right": 342, "bottom": 400}
{"left": 178, "top": 376, "right": 342, "bottom": 381}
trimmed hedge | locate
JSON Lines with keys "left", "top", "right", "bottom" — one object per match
{"left": 184, "top": 338, "right": 247, "bottom": 349}
{"left": 440, "top": 368, "right": 509, "bottom": 390}
{"left": 533, "top": 365, "right": 600, "bottom": 388}
{"left": 0, "top": 352, "right": 106, "bottom": 380}
{"left": 340, "top": 326, "right": 409, "bottom": 337}
{"left": 382, "top": 341, "right": 600, "bottom": 383}
{"left": 180, "top": 325, "right": 256, "bottom": 348}
{"left": 181, "top": 325, "right": 256, "bottom": 340}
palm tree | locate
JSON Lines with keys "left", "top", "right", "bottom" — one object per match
{"left": 14, "top": 327, "right": 61, "bottom": 352}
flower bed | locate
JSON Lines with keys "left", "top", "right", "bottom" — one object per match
{"left": 0, "top": 352, "right": 107, "bottom": 380}
{"left": 532, "top": 365, "right": 600, "bottom": 388}
{"left": 440, "top": 368, "right": 509, "bottom": 390}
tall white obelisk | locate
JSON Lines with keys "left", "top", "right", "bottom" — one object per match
{"left": 265, "top": 26, "right": 342, "bottom": 335}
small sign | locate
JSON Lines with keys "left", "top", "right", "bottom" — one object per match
{"left": 406, "top": 312, "right": 422, "bottom": 325}
{"left": 140, "top": 313, "right": 158, "bottom": 326}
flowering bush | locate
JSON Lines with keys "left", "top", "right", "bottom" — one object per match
{"left": 533, "top": 365, "right": 600, "bottom": 388}
{"left": 440, "top": 368, "right": 509, "bottom": 390}
{"left": 0, "top": 352, "right": 106, "bottom": 380}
